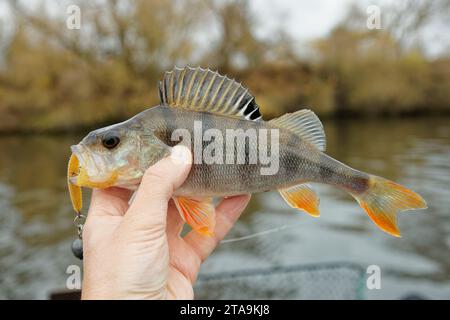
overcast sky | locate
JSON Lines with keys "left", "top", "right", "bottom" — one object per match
{"left": 0, "top": 0, "right": 448, "bottom": 57}
{"left": 251, "top": 0, "right": 354, "bottom": 41}
{"left": 250, "top": 0, "right": 449, "bottom": 57}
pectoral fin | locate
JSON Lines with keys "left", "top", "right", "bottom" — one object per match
{"left": 173, "top": 196, "right": 216, "bottom": 236}
{"left": 279, "top": 184, "right": 320, "bottom": 217}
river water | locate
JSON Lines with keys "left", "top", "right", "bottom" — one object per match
{"left": 0, "top": 117, "right": 449, "bottom": 299}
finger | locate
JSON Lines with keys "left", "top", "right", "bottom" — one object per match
{"left": 184, "top": 194, "right": 251, "bottom": 261}
{"left": 88, "top": 187, "right": 132, "bottom": 217}
{"left": 125, "top": 145, "right": 192, "bottom": 230}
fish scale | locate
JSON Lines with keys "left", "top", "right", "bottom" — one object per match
{"left": 147, "top": 107, "right": 317, "bottom": 196}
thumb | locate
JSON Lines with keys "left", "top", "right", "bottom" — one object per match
{"left": 125, "top": 145, "right": 192, "bottom": 231}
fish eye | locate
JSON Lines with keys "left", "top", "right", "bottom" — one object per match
{"left": 102, "top": 134, "right": 120, "bottom": 149}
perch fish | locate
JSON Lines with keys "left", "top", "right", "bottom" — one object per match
{"left": 68, "top": 66, "right": 426, "bottom": 237}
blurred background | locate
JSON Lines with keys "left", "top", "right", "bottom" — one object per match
{"left": 0, "top": 0, "right": 449, "bottom": 299}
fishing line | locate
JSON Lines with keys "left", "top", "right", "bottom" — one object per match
{"left": 220, "top": 221, "right": 304, "bottom": 244}
{"left": 129, "top": 189, "right": 304, "bottom": 244}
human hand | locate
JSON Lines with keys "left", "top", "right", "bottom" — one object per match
{"left": 81, "top": 145, "right": 251, "bottom": 299}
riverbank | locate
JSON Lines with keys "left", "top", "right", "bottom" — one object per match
{"left": 1, "top": 58, "right": 449, "bottom": 134}
{"left": 1, "top": 1, "right": 449, "bottom": 136}
{"left": 0, "top": 110, "right": 448, "bottom": 136}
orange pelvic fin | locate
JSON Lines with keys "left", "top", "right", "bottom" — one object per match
{"left": 68, "top": 153, "right": 82, "bottom": 213}
{"left": 353, "top": 175, "right": 427, "bottom": 237}
{"left": 173, "top": 196, "right": 216, "bottom": 236}
{"left": 279, "top": 183, "right": 320, "bottom": 217}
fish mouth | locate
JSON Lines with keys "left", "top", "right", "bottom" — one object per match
{"left": 69, "top": 144, "right": 118, "bottom": 188}
{"left": 69, "top": 144, "right": 91, "bottom": 185}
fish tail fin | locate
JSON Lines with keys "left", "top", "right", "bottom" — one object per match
{"left": 352, "top": 175, "right": 427, "bottom": 237}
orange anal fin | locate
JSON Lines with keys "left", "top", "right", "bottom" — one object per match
{"left": 279, "top": 184, "right": 320, "bottom": 217}
{"left": 173, "top": 197, "right": 216, "bottom": 236}
{"left": 68, "top": 153, "right": 82, "bottom": 213}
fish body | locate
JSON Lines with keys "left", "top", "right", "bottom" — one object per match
{"left": 68, "top": 66, "right": 426, "bottom": 237}
{"left": 120, "top": 106, "right": 367, "bottom": 198}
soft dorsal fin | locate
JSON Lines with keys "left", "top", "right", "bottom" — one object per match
{"left": 269, "top": 109, "right": 326, "bottom": 151}
{"left": 158, "top": 66, "right": 262, "bottom": 121}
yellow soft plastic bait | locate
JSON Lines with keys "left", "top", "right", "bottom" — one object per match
{"left": 67, "top": 153, "right": 82, "bottom": 214}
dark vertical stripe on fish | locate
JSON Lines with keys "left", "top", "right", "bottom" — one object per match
{"left": 318, "top": 153, "right": 369, "bottom": 193}
{"left": 318, "top": 153, "right": 336, "bottom": 181}
{"left": 348, "top": 174, "right": 370, "bottom": 194}
{"left": 200, "top": 112, "right": 216, "bottom": 190}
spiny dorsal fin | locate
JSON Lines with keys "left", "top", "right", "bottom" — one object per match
{"left": 158, "top": 66, "right": 262, "bottom": 121}
{"left": 269, "top": 109, "right": 326, "bottom": 151}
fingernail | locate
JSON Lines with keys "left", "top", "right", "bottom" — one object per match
{"left": 170, "top": 145, "right": 192, "bottom": 165}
